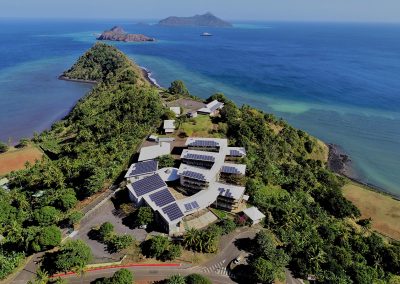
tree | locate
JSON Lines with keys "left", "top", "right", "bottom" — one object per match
{"left": 16, "top": 138, "right": 30, "bottom": 148}
{"left": 167, "top": 274, "right": 186, "bottom": 284}
{"left": 162, "top": 109, "right": 177, "bottom": 120}
{"left": 185, "top": 273, "right": 212, "bottom": 284}
{"left": 218, "top": 219, "right": 236, "bottom": 235}
{"left": 168, "top": 80, "right": 189, "bottom": 96}
{"left": 36, "top": 225, "right": 62, "bottom": 251}
{"left": 0, "top": 141, "right": 8, "bottom": 153}
{"left": 110, "top": 269, "right": 134, "bottom": 284}
{"left": 148, "top": 235, "right": 170, "bottom": 258}
{"left": 135, "top": 207, "right": 154, "bottom": 226}
{"left": 33, "top": 206, "right": 60, "bottom": 226}
{"left": 252, "top": 257, "right": 278, "bottom": 284}
{"left": 98, "top": 222, "right": 114, "bottom": 241}
{"left": 157, "top": 155, "right": 175, "bottom": 168}
{"left": 68, "top": 211, "right": 83, "bottom": 226}
{"left": 107, "top": 235, "right": 133, "bottom": 253}
{"left": 55, "top": 190, "right": 77, "bottom": 211}
{"left": 164, "top": 244, "right": 182, "bottom": 260}
{"left": 54, "top": 240, "right": 92, "bottom": 272}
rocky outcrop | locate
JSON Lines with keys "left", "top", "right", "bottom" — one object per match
{"left": 97, "top": 26, "right": 155, "bottom": 42}
{"left": 158, "top": 12, "right": 232, "bottom": 28}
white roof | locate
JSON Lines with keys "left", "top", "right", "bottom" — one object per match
{"left": 163, "top": 120, "right": 175, "bottom": 130}
{"left": 169, "top": 107, "right": 181, "bottom": 116}
{"left": 157, "top": 167, "right": 180, "bottom": 182}
{"left": 198, "top": 100, "right": 224, "bottom": 113}
{"left": 177, "top": 184, "right": 220, "bottom": 216}
{"left": 138, "top": 142, "right": 171, "bottom": 161}
{"left": 243, "top": 207, "right": 265, "bottom": 221}
{"left": 213, "top": 182, "right": 245, "bottom": 200}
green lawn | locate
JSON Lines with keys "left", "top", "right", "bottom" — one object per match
{"left": 180, "top": 115, "right": 221, "bottom": 137}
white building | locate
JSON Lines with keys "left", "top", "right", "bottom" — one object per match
{"left": 242, "top": 207, "right": 265, "bottom": 225}
{"left": 197, "top": 100, "right": 224, "bottom": 116}
{"left": 169, "top": 107, "right": 181, "bottom": 117}
{"left": 163, "top": 120, "right": 176, "bottom": 134}
{"left": 138, "top": 142, "right": 171, "bottom": 162}
{"left": 125, "top": 160, "right": 158, "bottom": 182}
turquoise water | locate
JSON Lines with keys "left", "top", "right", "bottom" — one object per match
{"left": 0, "top": 20, "right": 399, "bottom": 196}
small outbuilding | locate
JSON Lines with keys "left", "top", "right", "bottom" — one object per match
{"left": 242, "top": 206, "right": 265, "bottom": 225}
{"left": 197, "top": 100, "right": 224, "bottom": 116}
{"left": 163, "top": 120, "right": 176, "bottom": 134}
{"left": 169, "top": 107, "right": 181, "bottom": 117}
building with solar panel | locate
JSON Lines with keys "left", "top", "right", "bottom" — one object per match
{"left": 214, "top": 182, "right": 246, "bottom": 211}
{"left": 124, "top": 160, "right": 158, "bottom": 182}
{"left": 180, "top": 149, "right": 220, "bottom": 169}
{"left": 125, "top": 136, "right": 249, "bottom": 235}
{"left": 185, "top": 137, "right": 228, "bottom": 152}
{"left": 226, "top": 147, "right": 247, "bottom": 160}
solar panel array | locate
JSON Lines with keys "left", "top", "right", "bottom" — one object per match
{"left": 132, "top": 174, "right": 166, "bottom": 197}
{"left": 162, "top": 203, "right": 184, "bottom": 221}
{"left": 183, "top": 153, "right": 215, "bottom": 162}
{"left": 218, "top": 187, "right": 234, "bottom": 198}
{"left": 229, "top": 149, "right": 244, "bottom": 157}
{"left": 221, "top": 166, "right": 242, "bottom": 175}
{"left": 188, "top": 140, "right": 219, "bottom": 148}
{"left": 182, "top": 170, "right": 206, "bottom": 181}
{"left": 149, "top": 188, "right": 175, "bottom": 207}
{"left": 128, "top": 160, "right": 157, "bottom": 177}
{"left": 184, "top": 201, "right": 200, "bottom": 212}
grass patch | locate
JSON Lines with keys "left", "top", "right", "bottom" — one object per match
{"left": 343, "top": 181, "right": 400, "bottom": 240}
{"left": 180, "top": 115, "right": 217, "bottom": 137}
{"left": 307, "top": 139, "right": 329, "bottom": 162}
{"left": 0, "top": 145, "right": 43, "bottom": 176}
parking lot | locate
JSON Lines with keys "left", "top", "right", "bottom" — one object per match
{"left": 72, "top": 199, "right": 147, "bottom": 262}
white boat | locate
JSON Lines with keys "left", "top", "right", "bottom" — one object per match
{"left": 201, "top": 32, "right": 213, "bottom": 36}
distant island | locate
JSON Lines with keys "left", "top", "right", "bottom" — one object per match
{"left": 158, "top": 12, "right": 232, "bottom": 28}
{"left": 97, "top": 26, "right": 155, "bottom": 42}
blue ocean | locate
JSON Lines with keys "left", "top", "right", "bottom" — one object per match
{"left": 0, "top": 19, "right": 399, "bottom": 196}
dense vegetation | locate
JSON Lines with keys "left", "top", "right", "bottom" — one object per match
{"left": 94, "top": 268, "right": 134, "bottom": 284}
{"left": 0, "top": 43, "right": 163, "bottom": 278}
{"left": 1, "top": 43, "right": 399, "bottom": 283}
{"left": 212, "top": 93, "right": 400, "bottom": 283}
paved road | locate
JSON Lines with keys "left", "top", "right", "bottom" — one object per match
{"left": 195, "top": 228, "right": 259, "bottom": 279}
{"left": 60, "top": 267, "right": 233, "bottom": 284}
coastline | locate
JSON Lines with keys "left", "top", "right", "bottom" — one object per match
{"left": 327, "top": 143, "right": 400, "bottom": 199}
{"left": 140, "top": 67, "right": 161, "bottom": 88}
{"left": 58, "top": 75, "right": 98, "bottom": 85}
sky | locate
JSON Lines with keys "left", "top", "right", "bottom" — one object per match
{"left": 1, "top": 0, "right": 400, "bottom": 23}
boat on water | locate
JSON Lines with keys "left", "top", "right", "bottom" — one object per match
{"left": 201, "top": 32, "right": 213, "bottom": 36}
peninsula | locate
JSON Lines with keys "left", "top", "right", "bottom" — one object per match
{"left": 158, "top": 12, "right": 232, "bottom": 28}
{"left": 97, "top": 26, "right": 155, "bottom": 42}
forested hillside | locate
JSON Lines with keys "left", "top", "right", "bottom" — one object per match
{"left": 212, "top": 93, "right": 400, "bottom": 283}
{"left": 0, "top": 43, "right": 163, "bottom": 279}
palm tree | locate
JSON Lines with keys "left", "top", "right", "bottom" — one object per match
{"left": 184, "top": 228, "right": 198, "bottom": 250}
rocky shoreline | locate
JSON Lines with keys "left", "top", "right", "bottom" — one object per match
{"left": 327, "top": 143, "right": 398, "bottom": 198}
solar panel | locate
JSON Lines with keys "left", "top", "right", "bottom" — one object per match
{"left": 188, "top": 140, "right": 219, "bottom": 148}
{"left": 162, "top": 203, "right": 184, "bottom": 221}
{"left": 184, "top": 153, "right": 215, "bottom": 162}
{"left": 131, "top": 174, "right": 166, "bottom": 197}
{"left": 184, "top": 203, "right": 192, "bottom": 211}
{"left": 229, "top": 150, "right": 242, "bottom": 157}
{"left": 128, "top": 160, "right": 157, "bottom": 177}
{"left": 221, "top": 166, "right": 242, "bottom": 175}
{"left": 182, "top": 170, "right": 206, "bottom": 181}
{"left": 149, "top": 188, "right": 175, "bottom": 207}
{"left": 191, "top": 201, "right": 199, "bottom": 209}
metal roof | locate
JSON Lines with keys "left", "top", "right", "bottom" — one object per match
{"left": 125, "top": 160, "right": 158, "bottom": 178}
{"left": 131, "top": 174, "right": 167, "bottom": 197}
